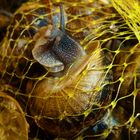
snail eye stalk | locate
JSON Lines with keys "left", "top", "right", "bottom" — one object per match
{"left": 60, "top": 4, "right": 65, "bottom": 32}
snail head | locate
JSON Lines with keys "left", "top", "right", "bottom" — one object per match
{"left": 32, "top": 4, "right": 86, "bottom": 74}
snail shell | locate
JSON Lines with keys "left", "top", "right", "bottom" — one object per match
{"left": 29, "top": 41, "right": 112, "bottom": 138}
{"left": 0, "top": 91, "right": 28, "bottom": 140}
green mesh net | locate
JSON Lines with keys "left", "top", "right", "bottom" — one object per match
{"left": 0, "top": 0, "right": 140, "bottom": 139}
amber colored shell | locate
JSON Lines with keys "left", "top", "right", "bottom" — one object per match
{"left": 29, "top": 41, "right": 112, "bottom": 138}
{"left": 0, "top": 92, "right": 28, "bottom": 140}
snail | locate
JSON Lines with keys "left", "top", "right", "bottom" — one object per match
{"left": 0, "top": 91, "right": 28, "bottom": 140}
{"left": 29, "top": 41, "right": 112, "bottom": 138}
{"left": 0, "top": 0, "right": 117, "bottom": 139}
{"left": 28, "top": 3, "right": 113, "bottom": 138}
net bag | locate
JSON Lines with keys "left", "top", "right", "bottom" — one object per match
{"left": 0, "top": 0, "right": 140, "bottom": 139}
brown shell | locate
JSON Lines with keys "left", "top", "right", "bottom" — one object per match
{"left": 29, "top": 41, "right": 112, "bottom": 138}
{"left": 0, "top": 92, "right": 28, "bottom": 140}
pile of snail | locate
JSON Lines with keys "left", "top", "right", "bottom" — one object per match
{"left": 0, "top": 0, "right": 140, "bottom": 139}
